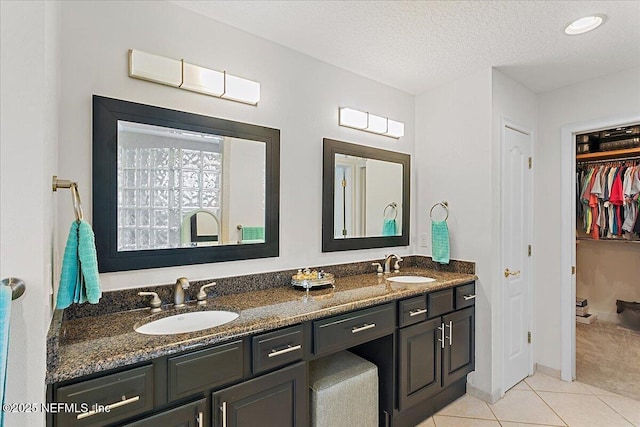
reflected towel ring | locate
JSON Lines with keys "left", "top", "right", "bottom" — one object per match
{"left": 429, "top": 201, "right": 449, "bottom": 221}
{"left": 383, "top": 202, "right": 398, "bottom": 220}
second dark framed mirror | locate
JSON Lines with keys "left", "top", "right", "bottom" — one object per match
{"left": 322, "top": 138, "right": 410, "bottom": 252}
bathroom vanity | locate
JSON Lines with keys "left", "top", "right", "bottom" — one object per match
{"left": 46, "top": 263, "right": 475, "bottom": 427}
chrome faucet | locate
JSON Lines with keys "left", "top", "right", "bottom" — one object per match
{"left": 383, "top": 254, "right": 403, "bottom": 274}
{"left": 174, "top": 277, "right": 190, "bottom": 308}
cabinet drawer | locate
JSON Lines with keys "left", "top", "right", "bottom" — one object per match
{"left": 313, "top": 303, "right": 395, "bottom": 356}
{"left": 252, "top": 325, "right": 304, "bottom": 374}
{"left": 398, "top": 295, "right": 428, "bottom": 328}
{"left": 55, "top": 365, "right": 154, "bottom": 427}
{"left": 168, "top": 340, "right": 243, "bottom": 401}
{"left": 455, "top": 283, "right": 476, "bottom": 309}
{"left": 427, "top": 289, "right": 454, "bottom": 318}
{"left": 122, "top": 398, "right": 207, "bottom": 427}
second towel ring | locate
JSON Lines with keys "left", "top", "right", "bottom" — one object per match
{"left": 429, "top": 201, "right": 449, "bottom": 221}
{"left": 383, "top": 202, "right": 398, "bottom": 220}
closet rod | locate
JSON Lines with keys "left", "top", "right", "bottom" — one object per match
{"left": 577, "top": 155, "right": 640, "bottom": 165}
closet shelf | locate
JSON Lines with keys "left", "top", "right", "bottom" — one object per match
{"left": 576, "top": 236, "right": 640, "bottom": 244}
{"left": 576, "top": 147, "right": 640, "bottom": 161}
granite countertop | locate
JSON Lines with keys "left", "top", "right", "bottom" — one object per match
{"left": 46, "top": 267, "right": 475, "bottom": 384}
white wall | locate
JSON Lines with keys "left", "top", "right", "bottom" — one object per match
{"left": 536, "top": 67, "right": 640, "bottom": 371}
{"left": 415, "top": 68, "right": 494, "bottom": 396}
{"left": 57, "top": 0, "right": 415, "bottom": 291}
{"left": 0, "top": 1, "right": 59, "bottom": 425}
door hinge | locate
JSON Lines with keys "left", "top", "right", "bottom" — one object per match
{"left": 572, "top": 266, "right": 576, "bottom": 275}
{"left": 528, "top": 331, "right": 532, "bottom": 344}
{"left": 528, "top": 157, "right": 532, "bottom": 169}
{"left": 528, "top": 245, "right": 532, "bottom": 257}
{"left": 341, "top": 179, "right": 347, "bottom": 188}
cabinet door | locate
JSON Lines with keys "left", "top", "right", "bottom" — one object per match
{"left": 212, "top": 362, "right": 306, "bottom": 427}
{"left": 122, "top": 398, "right": 207, "bottom": 427}
{"left": 442, "top": 307, "right": 475, "bottom": 387}
{"left": 398, "top": 318, "right": 443, "bottom": 411}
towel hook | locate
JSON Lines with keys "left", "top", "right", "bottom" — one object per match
{"left": 53, "top": 176, "right": 84, "bottom": 222}
{"left": 383, "top": 202, "right": 398, "bottom": 220}
{"left": 429, "top": 201, "right": 449, "bottom": 221}
{"left": 1, "top": 277, "right": 25, "bottom": 300}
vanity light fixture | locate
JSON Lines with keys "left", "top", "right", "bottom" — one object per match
{"left": 338, "top": 107, "right": 405, "bottom": 139}
{"left": 564, "top": 15, "right": 605, "bottom": 35}
{"left": 129, "top": 49, "right": 260, "bottom": 106}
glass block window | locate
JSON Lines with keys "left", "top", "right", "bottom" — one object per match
{"left": 117, "top": 145, "right": 222, "bottom": 251}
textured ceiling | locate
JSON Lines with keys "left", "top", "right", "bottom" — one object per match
{"left": 171, "top": 1, "right": 640, "bottom": 94}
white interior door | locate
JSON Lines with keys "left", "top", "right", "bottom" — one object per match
{"left": 501, "top": 122, "right": 533, "bottom": 391}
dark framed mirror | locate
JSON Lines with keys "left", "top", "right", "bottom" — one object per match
{"left": 93, "top": 95, "right": 279, "bottom": 272}
{"left": 322, "top": 138, "right": 410, "bottom": 252}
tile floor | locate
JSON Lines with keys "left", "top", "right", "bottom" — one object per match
{"left": 415, "top": 372, "right": 640, "bottom": 427}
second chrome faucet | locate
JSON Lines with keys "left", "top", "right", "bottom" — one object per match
{"left": 383, "top": 254, "right": 403, "bottom": 274}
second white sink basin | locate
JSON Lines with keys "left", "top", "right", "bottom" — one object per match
{"left": 386, "top": 276, "right": 436, "bottom": 284}
{"left": 135, "top": 310, "right": 239, "bottom": 335}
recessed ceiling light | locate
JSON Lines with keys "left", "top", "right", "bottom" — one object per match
{"left": 565, "top": 15, "right": 605, "bottom": 35}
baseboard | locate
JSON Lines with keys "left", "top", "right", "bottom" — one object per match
{"left": 466, "top": 382, "right": 501, "bottom": 404}
{"left": 535, "top": 363, "right": 562, "bottom": 379}
{"left": 591, "top": 310, "right": 620, "bottom": 324}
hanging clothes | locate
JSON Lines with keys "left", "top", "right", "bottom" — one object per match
{"left": 577, "top": 161, "right": 640, "bottom": 240}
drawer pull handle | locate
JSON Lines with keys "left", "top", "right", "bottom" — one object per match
{"left": 438, "top": 323, "right": 445, "bottom": 349}
{"left": 463, "top": 294, "right": 477, "bottom": 301}
{"left": 76, "top": 395, "right": 140, "bottom": 420}
{"left": 445, "top": 320, "right": 453, "bottom": 345}
{"left": 197, "top": 411, "right": 204, "bottom": 427}
{"left": 409, "top": 308, "right": 427, "bottom": 317}
{"left": 221, "top": 401, "right": 227, "bottom": 427}
{"left": 352, "top": 323, "right": 376, "bottom": 333}
{"left": 268, "top": 344, "right": 302, "bottom": 358}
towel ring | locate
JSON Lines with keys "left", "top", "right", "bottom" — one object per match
{"left": 429, "top": 201, "right": 449, "bottom": 221}
{"left": 70, "top": 183, "right": 84, "bottom": 222}
{"left": 383, "top": 202, "right": 398, "bottom": 220}
{"left": 53, "top": 176, "right": 84, "bottom": 222}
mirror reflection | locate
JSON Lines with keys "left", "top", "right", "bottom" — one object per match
{"left": 322, "top": 138, "right": 410, "bottom": 252}
{"left": 93, "top": 95, "right": 279, "bottom": 272}
{"left": 334, "top": 154, "right": 403, "bottom": 238}
{"left": 117, "top": 121, "right": 266, "bottom": 251}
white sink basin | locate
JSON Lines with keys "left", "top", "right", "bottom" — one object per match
{"left": 135, "top": 310, "right": 239, "bottom": 335}
{"left": 386, "top": 276, "right": 436, "bottom": 284}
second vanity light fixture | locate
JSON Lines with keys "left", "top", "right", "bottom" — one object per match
{"left": 338, "top": 107, "right": 405, "bottom": 139}
{"left": 129, "top": 49, "right": 260, "bottom": 105}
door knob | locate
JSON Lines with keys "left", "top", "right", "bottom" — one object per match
{"left": 504, "top": 268, "right": 521, "bottom": 278}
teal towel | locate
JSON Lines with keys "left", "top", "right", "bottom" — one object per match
{"left": 382, "top": 219, "right": 397, "bottom": 236}
{"left": 432, "top": 220, "right": 450, "bottom": 264}
{"left": 241, "top": 226, "right": 264, "bottom": 242}
{"left": 56, "top": 220, "right": 102, "bottom": 309}
{"left": 0, "top": 285, "right": 11, "bottom": 427}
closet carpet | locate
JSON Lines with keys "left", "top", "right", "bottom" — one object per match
{"left": 576, "top": 320, "right": 640, "bottom": 401}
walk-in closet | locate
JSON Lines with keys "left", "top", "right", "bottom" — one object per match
{"left": 575, "top": 124, "right": 640, "bottom": 399}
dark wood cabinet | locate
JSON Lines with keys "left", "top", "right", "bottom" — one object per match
{"left": 212, "top": 362, "right": 306, "bottom": 427}
{"left": 48, "top": 282, "right": 475, "bottom": 427}
{"left": 122, "top": 398, "right": 207, "bottom": 427}
{"left": 443, "top": 307, "right": 475, "bottom": 387}
{"left": 396, "top": 283, "right": 476, "bottom": 425}
{"left": 398, "top": 318, "right": 442, "bottom": 410}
